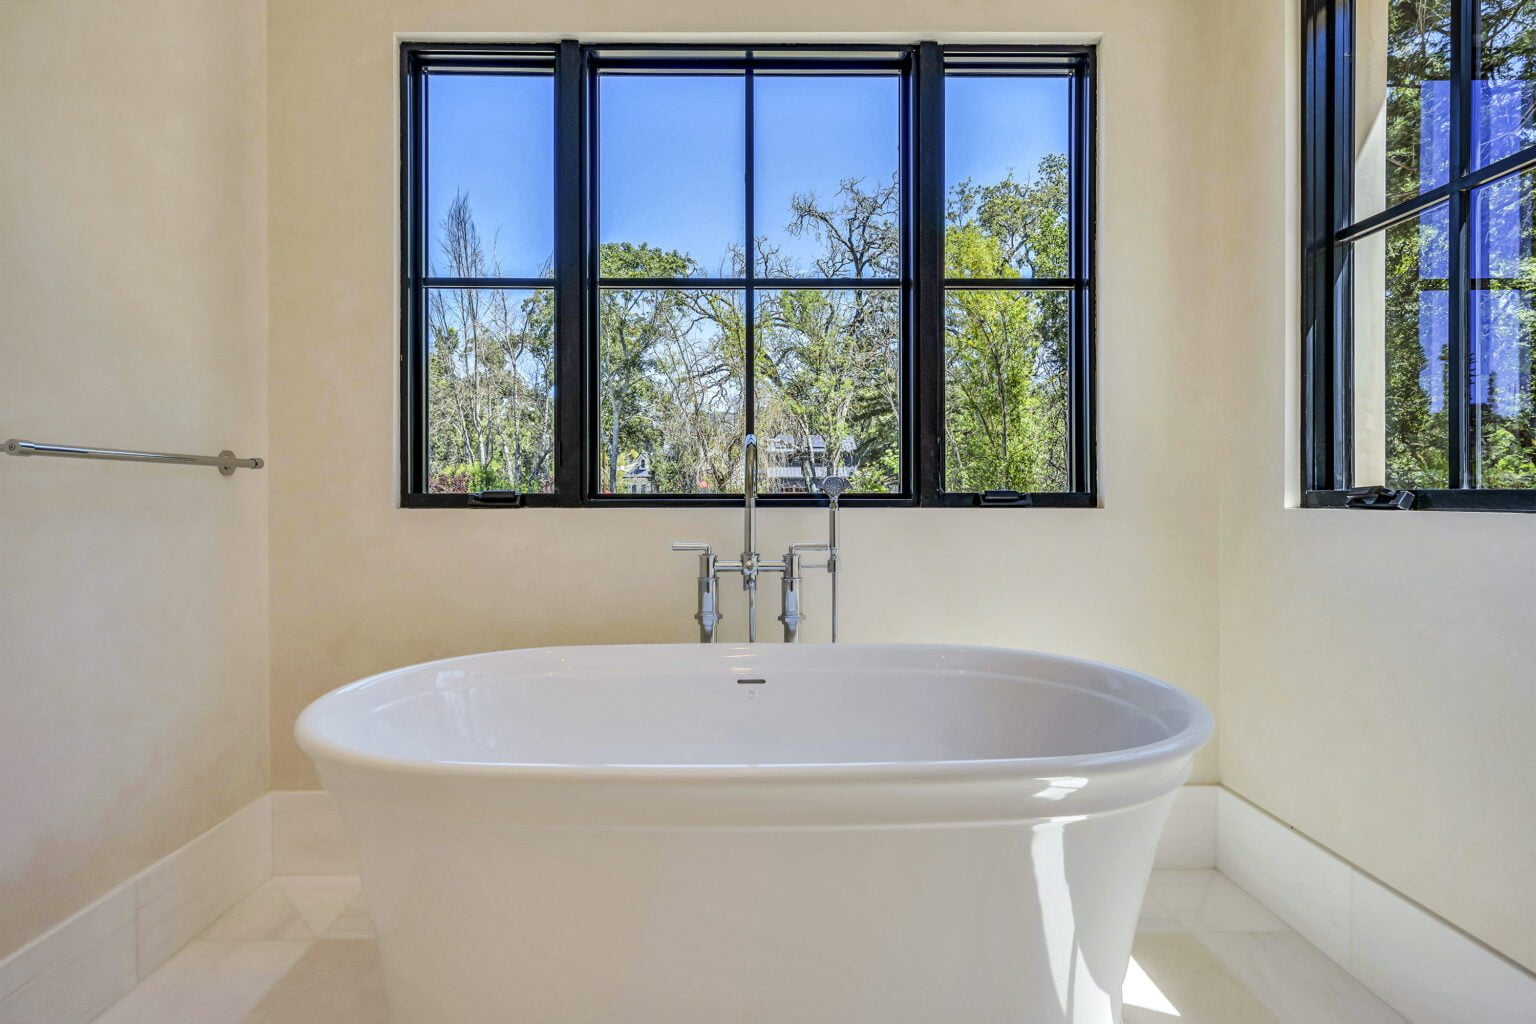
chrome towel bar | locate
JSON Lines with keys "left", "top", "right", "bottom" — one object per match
{"left": 3, "top": 438, "right": 264, "bottom": 475}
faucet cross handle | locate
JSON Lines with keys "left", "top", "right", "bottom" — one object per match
{"left": 788, "top": 542, "right": 829, "bottom": 569}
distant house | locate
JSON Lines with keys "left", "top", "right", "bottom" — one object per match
{"left": 620, "top": 434, "right": 858, "bottom": 494}
{"left": 619, "top": 453, "right": 654, "bottom": 494}
{"left": 761, "top": 434, "right": 858, "bottom": 493}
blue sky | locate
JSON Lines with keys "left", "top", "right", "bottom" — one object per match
{"left": 598, "top": 74, "right": 745, "bottom": 275}
{"left": 426, "top": 73, "right": 555, "bottom": 277}
{"left": 945, "top": 75, "right": 1068, "bottom": 197}
{"left": 425, "top": 70, "right": 1070, "bottom": 279}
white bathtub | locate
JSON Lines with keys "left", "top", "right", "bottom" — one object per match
{"left": 296, "top": 643, "right": 1211, "bottom": 1024}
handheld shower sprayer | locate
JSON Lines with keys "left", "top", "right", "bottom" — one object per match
{"left": 820, "top": 476, "right": 847, "bottom": 642}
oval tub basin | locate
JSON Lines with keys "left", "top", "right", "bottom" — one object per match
{"left": 297, "top": 642, "right": 1212, "bottom": 1024}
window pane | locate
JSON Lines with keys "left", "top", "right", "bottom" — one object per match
{"left": 597, "top": 288, "right": 745, "bottom": 494}
{"left": 943, "top": 290, "right": 1070, "bottom": 492}
{"left": 426, "top": 74, "right": 554, "bottom": 278}
{"left": 753, "top": 76, "right": 900, "bottom": 278}
{"left": 1474, "top": 0, "right": 1536, "bottom": 169}
{"left": 945, "top": 76, "right": 1071, "bottom": 279}
{"left": 754, "top": 289, "right": 901, "bottom": 494}
{"left": 599, "top": 75, "right": 745, "bottom": 278}
{"left": 1471, "top": 169, "right": 1536, "bottom": 486}
{"left": 1352, "top": 205, "right": 1451, "bottom": 488}
{"left": 426, "top": 288, "right": 556, "bottom": 493}
{"left": 1353, "top": 0, "right": 1451, "bottom": 221}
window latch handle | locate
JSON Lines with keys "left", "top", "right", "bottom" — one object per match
{"left": 980, "top": 490, "right": 1034, "bottom": 507}
{"left": 1344, "top": 486, "right": 1414, "bottom": 510}
{"left": 468, "top": 491, "right": 526, "bottom": 508}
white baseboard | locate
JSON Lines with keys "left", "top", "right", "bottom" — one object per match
{"left": 0, "top": 795, "right": 270, "bottom": 1024}
{"left": 1217, "top": 787, "right": 1536, "bottom": 1024}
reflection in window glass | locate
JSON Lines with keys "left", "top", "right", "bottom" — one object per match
{"left": 426, "top": 74, "right": 554, "bottom": 278}
{"left": 754, "top": 290, "right": 901, "bottom": 494}
{"left": 1354, "top": 207, "right": 1451, "bottom": 489}
{"left": 599, "top": 75, "right": 745, "bottom": 278}
{"left": 943, "top": 290, "right": 1070, "bottom": 492}
{"left": 753, "top": 76, "right": 900, "bottom": 278}
{"left": 945, "top": 76, "right": 1071, "bottom": 279}
{"left": 1471, "top": 169, "right": 1536, "bottom": 487}
{"left": 597, "top": 289, "right": 745, "bottom": 494}
{"left": 1353, "top": 0, "right": 1451, "bottom": 221}
{"left": 1475, "top": 0, "right": 1536, "bottom": 168}
{"left": 426, "top": 289, "right": 556, "bottom": 493}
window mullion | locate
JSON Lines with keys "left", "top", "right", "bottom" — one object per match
{"left": 914, "top": 41, "right": 944, "bottom": 504}
{"left": 1448, "top": 191, "right": 1472, "bottom": 489}
{"left": 1331, "top": 0, "right": 1355, "bottom": 490}
{"left": 1448, "top": 0, "right": 1476, "bottom": 488}
{"left": 1303, "top": 0, "right": 1347, "bottom": 491}
{"left": 744, "top": 65, "right": 757, "bottom": 445}
{"left": 554, "top": 39, "right": 586, "bottom": 505}
{"left": 402, "top": 54, "right": 428, "bottom": 502}
{"left": 1070, "top": 53, "right": 1096, "bottom": 495}
{"left": 1338, "top": 146, "right": 1536, "bottom": 243}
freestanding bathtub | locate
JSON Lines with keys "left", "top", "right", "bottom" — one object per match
{"left": 296, "top": 643, "right": 1210, "bottom": 1024}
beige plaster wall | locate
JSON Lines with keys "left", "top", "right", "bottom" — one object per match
{"left": 266, "top": 0, "right": 1226, "bottom": 789}
{"left": 1216, "top": 0, "right": 1536, "bottom": 974}
{"left": 0, "top": 0, "right": 270, "bottom": 958}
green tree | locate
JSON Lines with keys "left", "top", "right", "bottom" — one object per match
{"left": 752, "top": 177, "right": 902, "bottom": 492}
{"left": 1375, "top": 0, "right": 1536, "bottom": 488}
{"left": 430, "top": 152, "right": 1089, "bottom": 497}
{"left": 426, "top": 192, "right": 555, "bottom": 492}
{"left": 942, "top": 156, "right": 1071, "bottom": 491}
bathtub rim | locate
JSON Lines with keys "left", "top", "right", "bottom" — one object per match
{"left": 295, "top": 641, "right": 1213, "bottom": 783}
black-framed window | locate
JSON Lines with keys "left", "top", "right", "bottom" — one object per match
{"left": 402, "top": 42, "right": 1096, "bottom": 508}
{"left": 1303, "top": 0, "right": 1536, "bottom": 512}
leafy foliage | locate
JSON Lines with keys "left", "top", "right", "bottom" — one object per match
{"left": 426, "top": 153, "right": 1076, "bottom": 496}
{"left": 943, "top": 156, "right": 1071, "bottom": 492}
{"left": 426, "top": 194, "right": 555, "bottom": 493}
{"left": 1376, "top": 0, "right": 1536, "bottom": 489}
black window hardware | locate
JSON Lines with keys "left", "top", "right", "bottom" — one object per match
{"left": 1343, "top": 486, "right": 1415, "bottom": 511}
{"left": 467, "top": 491, "right": 527, "bottom": 508}
{"left": 980, "top": 490, "right": 1035, "bottom": 507}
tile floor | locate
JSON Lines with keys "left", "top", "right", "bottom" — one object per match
{"left": 89, "top": 869, "right": 1411, "bottom": 1024}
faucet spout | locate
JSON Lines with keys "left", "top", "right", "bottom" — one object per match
{"left": 742, "top": 433, "right": 759, "bottom": 586}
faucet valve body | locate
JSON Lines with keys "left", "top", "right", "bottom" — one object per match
{"left": 778, "top": 549, "right": 803, "bottom": 642}
{"left": 671, "top": 543, "right": 722, "bottom": 643}
{"left": 695, "top": 554, "right": 721, "bottom": 643}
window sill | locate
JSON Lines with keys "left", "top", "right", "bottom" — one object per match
{"left": 401, "top": 492, "right": 1098, "bottom": 509}
{"left": 1302, "top": 490, "right": 1536, "bottom": 514}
